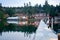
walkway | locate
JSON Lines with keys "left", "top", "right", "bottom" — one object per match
{"left": 35, "top": 20, "right": 58, "bottom": 40}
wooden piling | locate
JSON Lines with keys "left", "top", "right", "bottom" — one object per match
{"left": 58, "top": 33, "right": 60, "bottom": 40}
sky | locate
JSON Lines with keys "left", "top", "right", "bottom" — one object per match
{"left": 0, "top": 0, "right": 60, "bottom": 7}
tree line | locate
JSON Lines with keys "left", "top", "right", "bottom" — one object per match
{"left": 0, "top": 1, "right": 60, "bottom": 17}
{"left": 0, "top": 1, "right": 60, "bottom": 32}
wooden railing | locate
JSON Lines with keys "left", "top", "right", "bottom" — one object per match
{"left": 54, "top": 17, "right": 60, "bottom": 24}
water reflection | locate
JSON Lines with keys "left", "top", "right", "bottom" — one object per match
{"left": 0, "top": 17, "right": 39, "bottom": 40}
{"left": 0, "top": 16, "right": 41, "bottom": 40}
{"left": 0, "top": 24, "right": 37, "bottom": 35}
{"left": 0, "top": 32, "right": 2, "bottom": 36}
{"left": 7, "top": 20, "right": 39, "bottom": 26}
{"left": 0, "top": 23, "right": 37, "bottom": 40}
{"left": 0, "top": 18, "right": 58, "bottom": 40}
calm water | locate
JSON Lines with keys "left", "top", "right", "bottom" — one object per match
{"left": 0, "top": 19, "right": 58, "bottom": 40}
{"left": 0, "top": 19, "right": 38, "bottom": 40}
{"left": 0, "top": 32, "right": 36, "bottom": 40}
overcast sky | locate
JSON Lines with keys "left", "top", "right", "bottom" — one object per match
{"left": 0, "top": 0, "right": 60, "bottom": 7}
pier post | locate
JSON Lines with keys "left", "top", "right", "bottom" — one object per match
{"left": 51, "top": 18, "right": 53, "bottom": 29}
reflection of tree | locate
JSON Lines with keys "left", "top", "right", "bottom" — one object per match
{"left": 0, "top": 32, "right": 2, "bottom": 36}
{"left": 33, "top": 33, "right": 36, "bottom": 40}
{"left": 24, "top": 32, "right": 31, "bottom": 37}
{"left": 24, "top": 31, "right": 36, "bottom": 39}
{"left": 0, "top": 24, "right": 37, "bottom": 34}
{"left": 0, "top": 29, "right": 2, "bottom": 36}
{"left": 18, "top": 25, "right": 37, "bottom": 33}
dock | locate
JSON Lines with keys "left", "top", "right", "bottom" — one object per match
{"left": 34, "top": 20, "right": 58, "bottom": 40}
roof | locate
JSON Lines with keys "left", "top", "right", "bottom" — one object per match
{"left": 7, "top": 17, "right": 19, "bottom": 19}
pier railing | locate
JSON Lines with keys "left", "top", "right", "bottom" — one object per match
{"left": 54, "top": 17, "right": 60, "bottom": 24}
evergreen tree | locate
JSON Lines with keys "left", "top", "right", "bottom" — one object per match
{"left": 43, "top": 0, "right": 50, "bottom": 16}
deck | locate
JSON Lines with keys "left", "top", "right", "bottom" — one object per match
{"left": 34, "top": 20, "right": 58, "bottom": 40}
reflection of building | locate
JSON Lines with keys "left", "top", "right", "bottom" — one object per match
{"left": 7, "top": 16, "right": 39, "bottom": 26}
{"left": 7, "top": 13, "right": 49, "bottom": 26}
{"left": 18, "top": 21, "right": 28, "bottom": 25}
{"left": 29, "top": 21, "right": 39, "bottom": 26}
